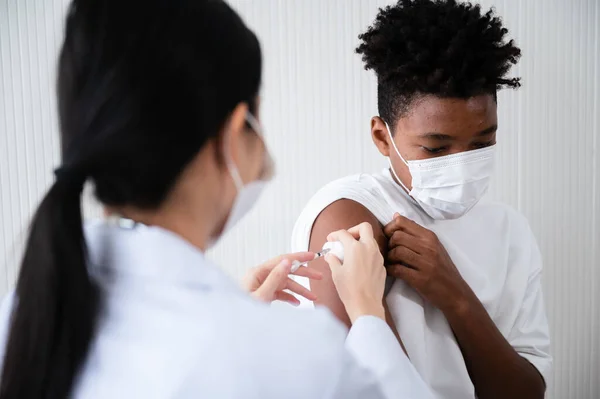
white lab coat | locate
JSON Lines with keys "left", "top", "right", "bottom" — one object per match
{"left": 291, "top": 169, "right": 552, "bottom": 399}
{"left": 0, "top": 221, "right": 433, "bottom": 398}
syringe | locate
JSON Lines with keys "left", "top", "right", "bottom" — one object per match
{"left": 290, "top": 241, "right": 344, "bottom": 273}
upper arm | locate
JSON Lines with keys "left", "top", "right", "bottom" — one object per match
{"left": 308, "top": 199, "right": 388, "bottom": 328}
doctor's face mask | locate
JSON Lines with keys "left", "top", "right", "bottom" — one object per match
{"left": 220, "top": 113, "right": 274, "bottom": 237}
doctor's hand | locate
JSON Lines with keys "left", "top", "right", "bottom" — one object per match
{"left": 243, "top": 252, "right": 323, "bottom": 306}
{"left": 325, "top": 223, "right": 386, "bottom": 323}
{"left": 384, "top": 214, "right": 473, "bottom": 314}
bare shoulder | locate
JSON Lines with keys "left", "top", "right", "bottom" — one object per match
{"left": 311, "top": 199, "right": 386, "bottom": 252}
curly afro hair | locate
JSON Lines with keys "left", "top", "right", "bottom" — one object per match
{"left": 356, "top": 0, "right": 522, "bottom": 124}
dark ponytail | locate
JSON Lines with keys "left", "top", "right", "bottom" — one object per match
{"left": 0, "top": 176, "right": 98, "bottom": 398}
{"left": 0, "top": 0, "right": 261, "bottom": 397}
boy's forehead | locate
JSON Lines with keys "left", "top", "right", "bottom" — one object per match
{"left": 397, "top": 95, "right": 498, "bottom": 135}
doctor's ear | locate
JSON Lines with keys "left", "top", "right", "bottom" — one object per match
{"left": 220, "top": 102, "right": 250, "bottom": 166}
{"left": 227, "top": 102, "right": 250, "bottom": 139}
{"left": 371, "top": 116, "right": 392, "bottom": 157}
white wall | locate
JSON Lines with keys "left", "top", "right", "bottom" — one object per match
{"left": 1, "top": 0, "right": 598, "bottom": 397}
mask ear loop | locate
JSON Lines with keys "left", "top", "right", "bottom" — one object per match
{"left": 245, "top": 112, "right": 262, "bottom": 135}
{"left": 223, "top": 124, "right": 245, "bottom": 192}
{"left": 384, "top": 121, "right": 412, "bottom": 194}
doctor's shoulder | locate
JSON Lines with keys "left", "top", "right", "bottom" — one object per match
{"left": 240, "top": 299, "right": 349, "bottom": 357}
{"left": 0, "top": 290, "right": 16, "bottom": 359}
{"left": 215, "top": 298, "right": 352, "bottom": 393}
{"left": 165, "top": 297, "right": 352, "bottom": 398}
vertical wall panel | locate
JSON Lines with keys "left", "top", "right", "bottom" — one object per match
{"left": 590, "top": 1, "right": 599, "bottom": 395}
{"left": 1, "top": 0, "right": 63, "bottom": 292}
{"left": 0, "top": 0, "right": 598, "bottom": 397}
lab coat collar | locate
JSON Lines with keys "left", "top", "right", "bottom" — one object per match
{"left": 84, "top": 220, "right": 242, "bottom": 294}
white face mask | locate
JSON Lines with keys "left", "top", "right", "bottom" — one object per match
{"left": 220, "top": 113, "right": 274, "bottom": 236}
{"left": 385, "top": 121, "right": 496, "bottom": 220}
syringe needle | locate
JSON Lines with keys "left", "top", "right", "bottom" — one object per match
{"left": 290, "top": 248, "right": 331, "bottom": 273}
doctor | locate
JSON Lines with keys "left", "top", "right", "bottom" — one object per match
{"left": 0, "top": 0, "right": 433, "bottom": 398}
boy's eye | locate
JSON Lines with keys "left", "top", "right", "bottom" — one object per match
{"left": 422, "top": 146, "right": 449, "bottom": 154}
{"left": 473, "top": 141, "right": 495, "bottom": 149}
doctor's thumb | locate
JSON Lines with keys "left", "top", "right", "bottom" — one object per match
{"left": 324, "top": 253, "right": 342, "bottom": 272}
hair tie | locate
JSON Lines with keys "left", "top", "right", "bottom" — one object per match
{"left": 54, "top": 166, "right": 86, "bottom": 186}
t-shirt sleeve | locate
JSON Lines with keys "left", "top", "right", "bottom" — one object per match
{"left": 506, "top": 220, "right": 552, "bottom": 383}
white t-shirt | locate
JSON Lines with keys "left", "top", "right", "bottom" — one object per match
{"left": 291, "top": 168, "right": 552, "bottom": 399}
